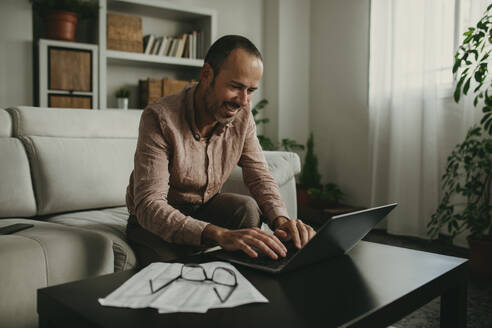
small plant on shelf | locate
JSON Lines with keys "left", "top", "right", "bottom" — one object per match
{"left": 116, "top": 87, "right": 130, "bottom": 110}
{"left": 116, "top": 88, "right": 130, "bottom": 99}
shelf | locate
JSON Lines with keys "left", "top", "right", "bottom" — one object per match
{"left": 106, "top": 50, "right": 203, "bottom": 67}
{"left": 107, "top": 0, "right": 216, "bottom": 21}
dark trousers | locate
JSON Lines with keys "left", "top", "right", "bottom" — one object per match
{"left": 126, "top": 193, "right": 262, "bottom": 267}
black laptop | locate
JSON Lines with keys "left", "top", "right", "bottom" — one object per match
{"left": 215, "top": 203, "right": 397, "bottom": 274}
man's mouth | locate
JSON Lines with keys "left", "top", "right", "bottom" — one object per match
{"left": 223, "top": 102, "right": 240, "bottom": 116}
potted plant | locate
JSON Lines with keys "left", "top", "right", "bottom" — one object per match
{"left": 297, "top": 132, "right": 321, "bottom": 206}
{"left": 31, "top": 0, "right": 99, "bottom": 41}
{"left": 427, "top": 4, "right": 492, "bottom": 278}
{"left": 116, "top": 87, "right": 130, "bottom": 110}
{"left": 252, "top": 99, "right": 305, "bottom": 152}
{"left": 308, "top": 183, "right": 344, "bottom": 209}
{"left": 296, "top": 132, "right": 345, "bottom": 210}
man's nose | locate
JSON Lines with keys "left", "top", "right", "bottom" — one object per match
{"left": 238, "top": 90, "right": 248, "bottom": 107}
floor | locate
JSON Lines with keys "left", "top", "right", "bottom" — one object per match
{"left": 363, "top": 229, "right": 492, "bottom": 328}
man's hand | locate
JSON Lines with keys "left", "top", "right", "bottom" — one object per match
{"left": 272, "top": 217, "right": 316, "bottom": 249}
{"left": 203, "top": 225, "right": 287, "bottom": 260}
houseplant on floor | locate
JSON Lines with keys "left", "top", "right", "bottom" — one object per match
{"left": 31, "top": 0, "right": 99, "bottom": 41}
{"left": 427, "top": 4, "right": 492, "bottom": 278}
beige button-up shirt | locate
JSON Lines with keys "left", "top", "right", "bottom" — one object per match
{"left": 126, "top": 84, "right": 289, "bottom": 246}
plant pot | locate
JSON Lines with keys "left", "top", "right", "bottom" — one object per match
{"left": 467, "top": 236, "right": 492, "bottom": 279}
{"left": 117, "top": 98, "right": 129, "bottom": 110}
{"left": 296, "top": 184, "right": 312, "bottom": 207}
{"left": 44, "top": 10, "right": 78, "bottom": 41}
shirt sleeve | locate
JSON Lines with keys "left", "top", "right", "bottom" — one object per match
{"left": 238, "top": 113, "right": 290, "bottom": 227}
{"left": 132, "top": 107, "right": 208, "bottom": 246}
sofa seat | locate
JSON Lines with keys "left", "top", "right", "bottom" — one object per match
{"left": 0, "top": 218, "right": 114, "bottom": 328}
{"left": 46, "top": 207, "right": 136, "bottom": 272}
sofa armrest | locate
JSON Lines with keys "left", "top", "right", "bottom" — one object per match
{"left": 0, "top": 219, "right": 114, "bottom": 328}
{"left": 221, "top": 151, "right": 301, "bottom": 220}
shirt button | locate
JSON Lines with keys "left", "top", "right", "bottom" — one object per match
{"left": 194, "top": 133, "right": 200, "bottom": 139}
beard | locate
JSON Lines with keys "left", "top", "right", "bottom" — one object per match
{"left": 204, "top": 83, "right": 242, "bottom": 125}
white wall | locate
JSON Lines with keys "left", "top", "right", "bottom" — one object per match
{"left": 310, "top": 0, "right": 371, "bottom": 207}
{"left": 0, "top": 0, "right": 33, "bottom": 108}
{"left": 263, "top": 0, "right": 310, "bottom": 151}
{"left": 0, "top": 0, "right": 264, "bottom": 109}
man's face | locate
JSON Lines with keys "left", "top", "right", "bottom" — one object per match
{"left": 203, "top": 49, "right": 263, "bottom": 125}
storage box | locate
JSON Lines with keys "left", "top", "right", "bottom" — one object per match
{"left": 107, "top": 12, "right": 143, "bottom": 53}
{"left": 139, "top": 78, "right": 195, "bottom": 108}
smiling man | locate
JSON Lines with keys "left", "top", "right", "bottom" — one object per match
{"left": 126, "top": 35, "right": 315, "bottom": 267}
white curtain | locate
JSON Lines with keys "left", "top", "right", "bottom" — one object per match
{"left": 369, "top": 0, "right": 489, "bottom": 245}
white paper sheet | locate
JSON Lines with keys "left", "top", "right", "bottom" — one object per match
{"left": 98, "top": 261, "right": 268, "bottom": 313}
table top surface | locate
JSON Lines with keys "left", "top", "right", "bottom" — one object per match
{"left": 38, "top": 241, "right": 468, "bottom": 328}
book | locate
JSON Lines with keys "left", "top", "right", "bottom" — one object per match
{"left": 157, "top": 36, "right": 168, "bottom": 56}
{"left": 152, "top": 36, "right": 163, "bottom": 55}
{"left": 143, "top": 34, "right": 155, "bottom": 55}
{"left": 169, "top": 38, "right": 179, "bottom": 57}
{"left": 164, "top": 37, "right": 173, "bottom": 56}
{"left": 149, "top": 35, "right": 159, "bottom": 55}
{"left": 191, "top": 30, "right": 197, "bottom": 59}
{"left": 175, "top": 34, "right": 187, "bottom": 58}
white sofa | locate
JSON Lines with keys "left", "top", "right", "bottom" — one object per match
{"left": 0, "top": 106, "right": 300, "bottom": 328}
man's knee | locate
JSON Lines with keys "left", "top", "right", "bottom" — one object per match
{"left": 234, "top": 196, "right": 262, "bottom": 229}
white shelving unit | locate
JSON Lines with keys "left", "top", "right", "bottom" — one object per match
{"left": 38, "top": 39, "right": 98, "bottom": 109}
{"left": 98, "top": 0, "right": 217, "bottom": 109}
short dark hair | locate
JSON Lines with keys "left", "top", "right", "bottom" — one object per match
{"left": 204, "top": 35, "right": 263, "bottom": 76}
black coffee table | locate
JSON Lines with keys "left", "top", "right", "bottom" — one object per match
{"left": 38, "top": 241, "right": 468, "bottom": 328}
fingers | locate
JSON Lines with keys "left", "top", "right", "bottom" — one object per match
{"left": 297, "top": 219, "right": 309, "bottom": 247}
{"left": 249, "top": 230, "right": 287, "bottom": 259}
{"left": 286, "top": 220, "right": 302, "bottom": 248}
{"left": 232, "top": 228, "right": 287, "bottom": 260}
{"left": 280, "top": 219, "right": 316, "bottom": 249}
{"left": 238, "top": 241, "right": 258, "bottom": 258}
{"left": 274, "top": 229, "right": 289, "bottom": 241}
{"left": 307, "top": 224, "right": 316, "bottom": 240}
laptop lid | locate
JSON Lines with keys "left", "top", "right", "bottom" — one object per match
{"left": 215, "top": 203, "right": 398, "bottom": 274}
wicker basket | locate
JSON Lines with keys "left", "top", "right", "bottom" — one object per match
{"left": 139, "top": 78, "right": 195, "bottom": 108}
{"left": 139, "top": 78, "right": 162, "bottom": 108}
{"left": 107, "top": 12, "right": 143, "bottom": 53}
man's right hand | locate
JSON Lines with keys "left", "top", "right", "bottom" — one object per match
{"left": 203, "top": 224, "right": 287, "bottom": 260}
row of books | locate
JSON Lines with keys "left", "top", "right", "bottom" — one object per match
{"left": 143, "top": 31, "right": 204, "bottom": 59}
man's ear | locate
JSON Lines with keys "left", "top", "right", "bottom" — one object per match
{"left": 200, "top": 63, "right": 214, "bottom": 85}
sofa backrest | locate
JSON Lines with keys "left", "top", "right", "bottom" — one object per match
{"left": 7, "top": 107, "right": 142, "bottom": 216}
{"left": 0, "top": 108, "right": 38, "bottom": 218}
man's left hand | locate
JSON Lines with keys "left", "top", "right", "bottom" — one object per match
{"left": 273, "top": 217, "right": 316, "bottom": 249}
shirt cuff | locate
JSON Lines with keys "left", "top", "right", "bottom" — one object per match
{"left": 178, "top": 217, "right": 210, "bottom": 246}
{"left": 264, "top": 207, "right": 290, "bottom": 228}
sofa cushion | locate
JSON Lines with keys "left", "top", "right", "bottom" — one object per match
{"left": 0, "top": 218, "right": 114, "bottom": 328}
{"left": 0, "top": 108, "right": 12, "bottom": 137}
{"left": 21, "top": 136, "right": 137, "bottom": 215}
{"left": 7, "top": 106, "right": 142, "bottom": 138}
{"left": 0, "top": 138, "right": 37, "bottom": 218}
{"left": 222, "top": 151, "right": 301, "bottom": 192}
{"left": 46, "top": 207, "right": 136, "bottom": 271}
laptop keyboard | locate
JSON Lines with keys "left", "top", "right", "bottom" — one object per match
{"left": 225, "top": 242, "right": 299, "bottom": 269}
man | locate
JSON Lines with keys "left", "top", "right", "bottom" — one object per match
{"left": 126, "top": 35, "right": 315, "bottom": 267}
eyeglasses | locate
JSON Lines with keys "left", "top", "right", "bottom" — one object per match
{"left": 149, "top": 264, "right": 238, "bottom": 303}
